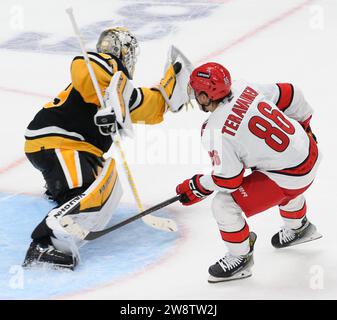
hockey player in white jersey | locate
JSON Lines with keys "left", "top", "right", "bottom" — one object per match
{"left": 176, "top": 62, "right": 322, "bottom": 283}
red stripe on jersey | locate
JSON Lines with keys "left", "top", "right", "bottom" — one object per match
{"left": 299, "top": 115, "right": 312, "bottom": 130}
{"left": 220, "top": 222, "right": 250, "bottom": 243}
{"left": 271, "top": 135, "right": 318, "bottom": 176}
{"left": 212, "top": 169, "right": 244, "bottom": 189}
{"left": 280, "top": 202, "right": 307, "bottom": 219}
{"left": 276, "top": 83, "right": 294, "bottom": 111}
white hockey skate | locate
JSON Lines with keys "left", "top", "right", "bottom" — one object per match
{"left": 208, "top": 232, "right": 257, "bottom": 283}
{"left": 271, "top": 217, "right": 322, "bottom": 249}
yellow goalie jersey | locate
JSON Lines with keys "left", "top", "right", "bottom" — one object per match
{"left": 24, "top": 52, "right": 166, "bottom": 157}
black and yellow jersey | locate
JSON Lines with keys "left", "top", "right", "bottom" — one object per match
{"left": 25, "top": 52, "right": 166, "bottom": 157}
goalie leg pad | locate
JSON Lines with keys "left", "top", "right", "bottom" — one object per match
{"left": 45, "top": 158, "right": 123, "bottom": 255}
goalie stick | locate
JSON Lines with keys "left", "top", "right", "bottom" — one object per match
{"left": 61, "top": 195, "right": 181, "bottom": 241}
{"left": 65, "top": 7, "right": 177, "bottom": 232}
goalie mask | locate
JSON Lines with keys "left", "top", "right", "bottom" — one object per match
{"left": 96, "top": 27, "right": 139, "bottom": 78}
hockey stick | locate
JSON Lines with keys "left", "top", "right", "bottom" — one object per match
{"left": 65, "top": 8, "right": 177, "bottom": 232}
{"left": 61, "top": 195, "right": 180, "bottom": 241}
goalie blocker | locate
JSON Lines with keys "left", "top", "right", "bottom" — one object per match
{"left": 94, "top": 70, "right": 134, "bottom": 138}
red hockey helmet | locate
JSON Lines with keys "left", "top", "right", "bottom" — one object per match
{"left": 189, "top": 62, "right": 231, "bottom": 100}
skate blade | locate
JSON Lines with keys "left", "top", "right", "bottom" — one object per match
{"left": 22, "top": 260, "right": 75, "bottom": 271}
{"left": 208, "top": 269, "right": 252, "bottom": 283}
{"left": 288, "top": 231, "right": 323, "bottom": 248}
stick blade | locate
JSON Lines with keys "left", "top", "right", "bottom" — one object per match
{"left": 142, "top": 215, "right": 178, "bottom": 232}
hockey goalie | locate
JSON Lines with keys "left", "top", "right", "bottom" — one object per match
{"left": 176, "top": 62, "right": 322, "bottom": 283}
{"left": 22, "top": 27, "right": 193, "bottom": 270}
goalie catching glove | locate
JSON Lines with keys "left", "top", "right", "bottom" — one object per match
{"left": 176, "top": 174, "right": 213, "bottom": 206}
{"left": 159, "top": 45, "right": 194, "bottom": 112}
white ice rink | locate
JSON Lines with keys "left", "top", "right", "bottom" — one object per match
{"left": 0, "top": 0, "right": 336, "bottom": 299}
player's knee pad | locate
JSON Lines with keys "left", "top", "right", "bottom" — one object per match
{"left": 211, "top": 192, "right": 242, "bottom": 227}
{"left": 45, "top": 157, "right": 123, "bottom": 254}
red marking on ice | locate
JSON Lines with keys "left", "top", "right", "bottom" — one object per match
{"left": 0, "top": 86, "right": 52, "bottom": 99}
{"left": 196, "top": 0, "right": 313, "bottom": 64}
{"left": 0, "top": 1, "right": 312, "bottom": 101}
{"left": 0, "top": 157, "right": 27, "bottom": 175}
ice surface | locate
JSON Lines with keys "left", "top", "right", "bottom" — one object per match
{"left": 0, "top": 193, "right": 178, "bottom": 299}
{"left": 0, "top": 0, "right": 336, "bottom": 299}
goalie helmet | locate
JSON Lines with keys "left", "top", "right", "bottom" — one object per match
{"left": 96, "top": 27, "right": 139, "bottom": 78}
{"left": 189, "top": 62, "right": 232, "bottom": 100}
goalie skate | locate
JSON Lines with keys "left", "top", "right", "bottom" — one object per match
{"left": 22, "top": 241, "right": 77, "bottom": 270}
{"left": 271, "top": 217, "right": 322, "bottom": 249}
{"left": 208, "top": 232, "right": 257, "bottom": 283}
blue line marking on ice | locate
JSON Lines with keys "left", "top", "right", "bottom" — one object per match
{"left": 0, "top": 192, "right": 179, "bottom": 299}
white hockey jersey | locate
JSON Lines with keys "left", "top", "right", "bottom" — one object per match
{"left": 199, "top": 80, "right": 321, "bottom": 191}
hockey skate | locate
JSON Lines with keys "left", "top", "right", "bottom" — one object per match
{"left": 22, "top": 241, "right": 77, "bottom": 270}
{"left": 271, "top": 217, "right": 322, "bottom": 249}
{"left": 208, "top": 232, "right": 257, "bottom": 283}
